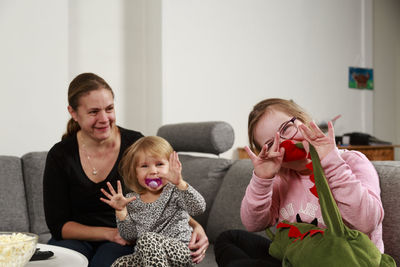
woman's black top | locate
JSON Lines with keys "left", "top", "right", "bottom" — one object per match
{"left": 43, "top": 126, "right": 143, "bottom": 240}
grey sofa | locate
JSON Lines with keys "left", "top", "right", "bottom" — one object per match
{"left": 1, "top": 121, "right": 399, "bottom": 266}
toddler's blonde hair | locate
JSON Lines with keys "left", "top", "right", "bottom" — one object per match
{"left": 119, "top": 136, "right": 174, "bottom": 194}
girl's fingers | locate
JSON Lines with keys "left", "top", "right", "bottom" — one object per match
{"left": 270, "top": 132, "right": 280, "bottom": 152}
{"left": 309, "top": 121, "right": 325, "bottom": 137}
{"left": 299, "top": 124, "right": 314, "bottom": 142}
{"left": 99, "top": 197, "right": 111, "bottom": 205}
{"left": 267, "top": 150, "right": 283, "bottom": 158}
{"left": 117, "top": 180, "right": 123, "bottom": 194}
{"left": 127, "top": 196, "right": 136, "bottom": 203}
{"left": 302, "top": 140, "right": 310, "bottom": 155}
{"left": 170, "top": 152, "right": 180, "bottom": 169}
{"left": 258, "top": 144, "right": 268, "bottom": 158}
{"left": 175, "top": 152, "right": 182, "bottom": 168}
{"left": 106, "top": 182, "right": 117, "bottom": 195}
{"left": 100, "top": 188, "right": 112, "bottom": 199}
{"left": 327, "top": 121, "right": 335, "bottom": 140}
{"left": 244, "top": 146, "right": 258, "bottom": 162}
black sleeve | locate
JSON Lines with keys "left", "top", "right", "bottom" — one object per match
{"left": 43, "top": 147, "right": 72, "bottom": 240}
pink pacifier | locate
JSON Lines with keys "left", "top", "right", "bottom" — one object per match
{"left": 145, "top": 178, "right": 162, "bottom": 189}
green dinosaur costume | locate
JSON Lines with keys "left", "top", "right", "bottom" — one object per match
{"left": 266, "top": 144, "right": 396, "bottom": 267}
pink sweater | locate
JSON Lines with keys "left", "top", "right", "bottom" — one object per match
{"left": 241, "top": 148, "right": 384, "bottom": 252}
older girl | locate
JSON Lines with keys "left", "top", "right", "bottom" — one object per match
{"left": 214, "top": 98, "right": 383, "bottom": 267}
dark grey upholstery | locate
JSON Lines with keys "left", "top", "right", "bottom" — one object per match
{"left": 1, "top": 122, "right": 399, "bottom": 266}
{"left": 180, "top": 155, "right": 232, "bottom": 228}
{"left": 22, "top": 152, "right": 50, "bottom": 242}
{"left": 0, "top": 156, "right": 30, "bottom": 233}
{"left": 206, "top": 159, "right": 253, "bottom": 243}
{"left": 157, "top": 121, "right": 235, "bottom": 228}
{"left": 157, "top": 121, "right": 234, "bottom": 155}
{"left": 372, "top": 161, "right": 400, "bottom": 264}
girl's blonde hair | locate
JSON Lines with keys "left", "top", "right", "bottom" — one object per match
{"left": 248, "top": 98, "right": 312, "bottom": 154}
{"left": 119, "top": 136, "right": 174, "bottom": 194}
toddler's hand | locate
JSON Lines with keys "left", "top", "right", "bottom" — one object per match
{"left": 166, "top": 151, "right": 184, "bottom": 186}
{"left": 100, "top": 181, "right": 136, "bottom": 211}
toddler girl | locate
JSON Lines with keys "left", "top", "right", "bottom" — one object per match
{"left": 100, "top": 136, "right": 206, "bottom": 267}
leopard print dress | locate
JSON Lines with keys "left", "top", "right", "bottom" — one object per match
{"left": 111, "top": 183, "right": 205, "bottom": 267}
{"left": 111, "top": 232, "right": 194, "bottom": 267}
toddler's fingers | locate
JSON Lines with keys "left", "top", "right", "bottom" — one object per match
{"left": 100, "top": 188, "right": 112, "bottom": 199}
{"left": 106, "top": 182, "right": 117, "bottom": 195}
{"left": 99, "top": 197, "right": 111, "bottom": 206}
{"left": 117, "top": 180, "right": 123, "bottom": 194}
{"left": 127, "top": 196, "right": 136, "bottom": 203}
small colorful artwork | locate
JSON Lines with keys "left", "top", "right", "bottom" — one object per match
{"left": 349, "top": 67, "right": 373, "bottom": 90}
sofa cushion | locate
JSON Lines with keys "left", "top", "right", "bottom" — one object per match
{"left": 179, "top": 154, "right": 232, "bottom": 229}
{"left": 206, "top": 159, "right": 268, "bottom": 243}
{"left": 372, "top": 161, "right": 400, "bottom": 265}
{"left": 21, "top": 152, "right": 50, "bottom": 242}
{"left": 0, "top": 156, "right": 30, "bottom": 232}
{"left": 157, "top": 121, "right": 234, "bottom": 155}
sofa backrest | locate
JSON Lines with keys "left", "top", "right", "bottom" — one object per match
{"left": 157, "top": 121, "right": 234, "bottom": 156}
{"left": 207, "top": 159, "right": 257, "bottom": 243}
{"left": 0, "top": 156, "right": 30, "bottom": 232}
{"left": 157, "top": 121, "right": 234, "bottom": 227}
{"left": 180, "top": 155, "right": 232, "bottom": 228}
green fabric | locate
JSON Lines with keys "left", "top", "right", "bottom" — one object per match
{"left": 267, "top": 144, "right": 396, "bottom": 267}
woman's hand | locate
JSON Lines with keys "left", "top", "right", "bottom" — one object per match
{"left": 104, "top": 228, "right": 130, "bottom": 246}
{"left": 100, "top": 181, "right": 136, "bottom": 211}
{"left": 298, "top": 121, "right": 336, "bottom": 160}
{"left": 188, "top": 220, "right": 209, "bottom": 264}
{"left": 245, "top": 132, "right": 285, "bottom": 179}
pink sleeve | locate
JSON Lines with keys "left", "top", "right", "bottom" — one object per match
{"left": 321, "top": 148, "right": 384, "bottom": 234}
{"left": 240, "top": 172, "right": 280, "bottom": 232}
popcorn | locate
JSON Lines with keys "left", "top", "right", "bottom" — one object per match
{"left": 0, "top": 232, "right": 37, "bottom": 267}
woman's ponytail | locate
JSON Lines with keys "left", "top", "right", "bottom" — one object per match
{"left": 62, "top": 118, "right": 81, "bottom": 140}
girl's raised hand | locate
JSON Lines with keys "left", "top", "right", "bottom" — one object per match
{"left": 166, "top": 151, "right": 183, "bottom": 185}
{"left": 245, "top": 132, "right": 285, "bottom": 179}
{"left": 298, "top": 120, "right": 336, "bottom": 160}
{"left": 100, "top": 180, "right": 136, "bottom": 211}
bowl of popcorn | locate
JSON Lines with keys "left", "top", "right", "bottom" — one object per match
{"left": 0, "top": 232, "right": 38, "bottom": 267}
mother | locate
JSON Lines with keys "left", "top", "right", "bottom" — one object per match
{"left": 43, "top": 73, "right": 209, "bottom": 267}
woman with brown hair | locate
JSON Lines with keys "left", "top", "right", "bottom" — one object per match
{"left": 43, "top": 73, "right": 209, "bottom": 267}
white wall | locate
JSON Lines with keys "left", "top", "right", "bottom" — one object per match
{"left": 0, "top": 0, "right": 145, "bottom": 156}
{"left": 0, "top": 0, "right": 69, "bottom": 156}
{"left": 162, "top": 0, "right": 374, "bottom": 158}
{"left": 68, "top": 0, "right": 128, "bottom": 130}
{"left": 1, "top": 0, "right": 398, "bottom": 160}
{"left": 123, "top": 0, "right": 162, "bottom": 137}
{"left": 373, "top": 0, "right": 400, "bottom": 159}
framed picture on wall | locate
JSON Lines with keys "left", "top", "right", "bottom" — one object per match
{"left": 348, "top": 67, "right": 374, "bottom": 90}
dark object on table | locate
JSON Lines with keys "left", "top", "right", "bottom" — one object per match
{"left": 30, "top": 248, "right": 54, "bottom": 261}
{"left": 342, "top": 132, "right": 392, "bottom": 146}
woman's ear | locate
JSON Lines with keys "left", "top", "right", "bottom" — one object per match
{"left": 67, "top": 105, "right": 77, "bottom": 121}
